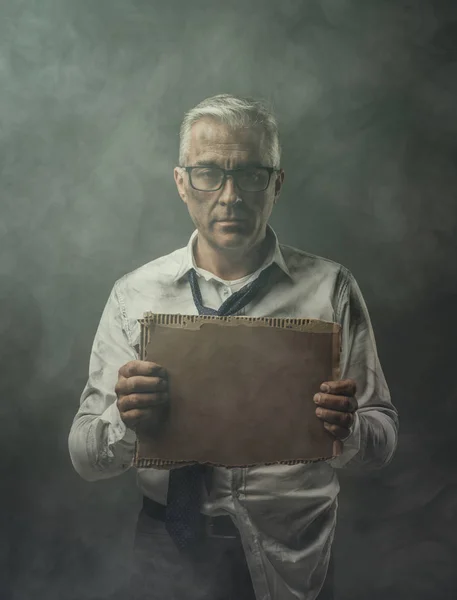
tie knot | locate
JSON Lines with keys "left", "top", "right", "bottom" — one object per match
{"left": 188, "top": 264, "right": 275, "bottom": 317}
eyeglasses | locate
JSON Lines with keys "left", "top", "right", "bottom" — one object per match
{"left": 180, "top": 166, "right": 279, "bottom": 192}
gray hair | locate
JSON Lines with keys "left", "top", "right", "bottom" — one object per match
{"left": 179, "top": 94, "right": 281, "bottom": 168}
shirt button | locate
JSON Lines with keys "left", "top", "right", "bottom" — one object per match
{"left": 223, "top": 288, "right": 230, "bottom": 297}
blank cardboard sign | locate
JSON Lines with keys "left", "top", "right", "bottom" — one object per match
{"left": 134, "top": 314, "right": 341, "bottom": 469}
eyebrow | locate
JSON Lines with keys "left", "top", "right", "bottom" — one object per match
{"left": 193, "top": 160, "right": 220, "bottom": 167}
{"left": 192, "top": 160, "right": 265, "bottom": 168}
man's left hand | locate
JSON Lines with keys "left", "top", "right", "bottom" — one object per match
{"left": 314, "top": 379, "right": 358, "bottom": 440}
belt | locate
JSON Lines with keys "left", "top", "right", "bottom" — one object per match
{"left": 142, "top": 496, "right": 240, "bottom": 539}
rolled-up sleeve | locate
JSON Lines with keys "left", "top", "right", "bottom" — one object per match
{"left": 68, "top": 281, "right": 137, "bottom": 481}
{"left": 330, "top": 269, "right": 399, "bottom": 470}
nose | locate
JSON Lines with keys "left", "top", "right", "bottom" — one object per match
{"left": 218, "top": 174, "right": 240, "bottom": 206}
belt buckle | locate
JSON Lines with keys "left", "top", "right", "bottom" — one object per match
{"left": 204, "top": 516, "right": 237, "bottom": 539}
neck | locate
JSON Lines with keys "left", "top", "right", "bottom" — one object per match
{"left": 194, "top": 231, "right": 272, "bottom": 281}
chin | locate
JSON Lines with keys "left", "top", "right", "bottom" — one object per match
{"left": 213, "top": 221, "right": 254, "bottom": 239}
{"left": 213, "top": 233, "right": 250, "bottom": 250}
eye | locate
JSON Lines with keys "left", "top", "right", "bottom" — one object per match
{"left": 245, "top": 169, "right": 261, "bottom": 179}
{"left": 196, "top": 168, "right": 218, "bottom": 178}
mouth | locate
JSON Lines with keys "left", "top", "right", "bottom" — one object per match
{"left": 216, "top": 218, "right": 246, "bottom": 223}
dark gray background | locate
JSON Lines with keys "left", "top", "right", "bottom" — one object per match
{"left": 1, "top": 1, "right": 457, "bottom": 598}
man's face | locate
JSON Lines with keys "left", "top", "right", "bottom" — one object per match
{"left": 174, "top": 118, "right": 284, "bottom": 254}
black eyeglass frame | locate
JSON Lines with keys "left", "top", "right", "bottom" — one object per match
{"left": 179, "top": 165, "right": 280, "bottom": 192}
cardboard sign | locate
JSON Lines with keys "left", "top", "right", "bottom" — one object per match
{"left": 134, "top": 314, "right": 341, "bottom": 469}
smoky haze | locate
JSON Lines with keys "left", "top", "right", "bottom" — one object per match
{"left": 1, "top": 1, "right": 457, "bottom": 599}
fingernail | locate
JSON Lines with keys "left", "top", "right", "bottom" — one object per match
{"left": 320, "top": 384, "right": 329, "bottom": 392}
{"left": 316, "top": 408, "right": 323, "bottom": 416}
{"left": 313, "top": 394, "right": 321, "bottom": 404}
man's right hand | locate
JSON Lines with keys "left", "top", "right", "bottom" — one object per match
{"left": 115, "top": 360, "right": 169, "bottom": 434}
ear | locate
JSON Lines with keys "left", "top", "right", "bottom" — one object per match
{"left": 174, "top": 167, "right": 188, "bottom": 203}
{"left": 273, "top": 169, "right": 285, "bottom": 204}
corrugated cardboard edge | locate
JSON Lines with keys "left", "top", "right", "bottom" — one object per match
{"left": 134, "top": 314, "right": 343, "bottom": 468}
{"left": 134, "top": 454, "right": 334, "bottom": 469}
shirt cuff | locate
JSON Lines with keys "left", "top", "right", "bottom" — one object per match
{"left": 100, "top": 400, "right": 137, "bottom": 447}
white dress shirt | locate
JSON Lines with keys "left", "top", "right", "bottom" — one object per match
{"left": 69, "top": 227, "right": 399, "bottom": 600}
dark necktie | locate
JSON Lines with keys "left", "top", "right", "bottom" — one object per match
{"left": 164, "top": 263, "right": 276, "bottom": 550}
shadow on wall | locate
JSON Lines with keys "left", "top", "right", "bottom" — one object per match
{"left": 335, "top": 293, "right": 457, "bottom": 600}
{"left": 1, "top": 276, "right": 138, "bottom": 600}
{"left": 0, "top": 277, "right": 44, "bottom": 598}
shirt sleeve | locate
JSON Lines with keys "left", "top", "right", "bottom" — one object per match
{"left": 68, "top": 281, "right": 137, "bottom": 481}
{"left": 329, "top": 269, "right": 399, "bottom": 470}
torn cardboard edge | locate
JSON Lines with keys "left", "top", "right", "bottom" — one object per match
{"left": 139, "top": 313, "right": 342, "bottom": 363}
{"left": 132, "top": 446, "right": 342, "bottom": 471}
{"left": 134, "top": 443, "right": 342, "bottom": 469}
{"left": 138, "top": 312, "right": 341, "bottom": 331}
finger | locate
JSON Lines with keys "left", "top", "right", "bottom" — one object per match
{"left": 122, "top": 407, "right": 165, "bottom": 430}
{"left": 313, "top": 393, "right": 357, "bottom": 413}
{"left": 118, "top": 392, "right": 168, "bottom": 412}
{"left": 323, "top": 422, "right": 352, "bottom": 441}
{"left": 315, "top": 407, "right": 355, "bottom": 429}
{"left": 115, "top": 375, "right": 168, "bottom": 397}
{"left": 319, "top": 379, "right": 356, "bottom": 397}
{"left": 118, "top": 360, "right": 168, "bottom": 379}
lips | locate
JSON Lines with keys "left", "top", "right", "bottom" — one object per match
{"left": 216, "top": 218, "right": 246, "bottom": 223}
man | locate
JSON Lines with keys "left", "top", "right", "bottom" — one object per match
{"left": 69, "top": 94, "right": 399, "bottom": 600}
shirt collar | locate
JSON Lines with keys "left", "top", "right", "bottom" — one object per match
{"left": 171, "top": 224, "right": 292, "bottom": 283}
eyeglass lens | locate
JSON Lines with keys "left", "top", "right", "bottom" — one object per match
{"left": 190, "top": 167, "right": 270, "bottom": 191}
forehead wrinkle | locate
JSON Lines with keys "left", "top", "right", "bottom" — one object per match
{"left": 191, "top": 118, "right": 263, "bottom": 141}
{"left": 188, "top": 120, "right": 268, "bottom": 165}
